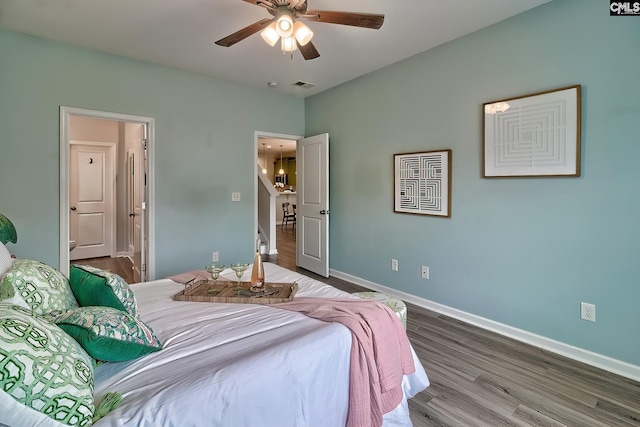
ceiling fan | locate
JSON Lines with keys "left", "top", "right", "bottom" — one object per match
{"left": 215, "top": 0, "right": 385, "bottom": 60}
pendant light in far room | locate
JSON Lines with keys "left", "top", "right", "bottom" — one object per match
{"left": 279, "top": 145, "right": 285, "bottom": 175}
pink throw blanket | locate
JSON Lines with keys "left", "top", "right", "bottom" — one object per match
{"left": 167, "top": 269, "right": 211, "bottom": 284}
{"left": 274, "top": 297, "right": 415, "bottom": 427}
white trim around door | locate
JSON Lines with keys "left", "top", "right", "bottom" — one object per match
{"left": 59, "top": 106, "right": 156, "bottom": 280}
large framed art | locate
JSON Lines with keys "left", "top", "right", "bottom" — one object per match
{"left": 394, "top": 149, "right": 451, "bottom": 217}
{"left": 483, "top": 85, "right": 581, "bottom": 178}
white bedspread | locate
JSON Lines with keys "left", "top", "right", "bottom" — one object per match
{"left": 93, "top": 263, "right": 429, "bottom": 427}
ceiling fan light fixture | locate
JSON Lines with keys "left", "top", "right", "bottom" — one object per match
{"left": 293, "top": 21, "right": 313, "bottom": 46}
{"left": 261, "top": 22, "right": 279, "bottom": 47}
{"left": 281, "top": 36, "right": 297, "bottom": 52}
{"left": 276, "top": 14, "right": 294, "bottom": 38}
{"left": 215, "top": 2, "right": 385, "bottom": 61}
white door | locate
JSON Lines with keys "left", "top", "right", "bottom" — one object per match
{"left": 127, "top": 149, "right": 143, "bottom": 282}
{"left": 69, "top": 143, "right": 115, "bottom": 260}
{"left": 127, "top": 151, "right": 136, "bottom": 256}
{"left": 126, "top": 126, "right": 147, "bottom": 283}
{"left": 296, "top": 133, "right": 329, "bottom": 277}
{"left": 138, "top": 129, "right": 149, "bottom": 283}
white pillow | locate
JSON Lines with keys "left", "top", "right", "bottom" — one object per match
{"left": 0, "top": 241, "right": 12, "bottom": 277}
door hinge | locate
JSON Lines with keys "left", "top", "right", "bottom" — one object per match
{"left": 142, "top": 263, "right": 147, "bottom": 272}
{"left": 142, "top": 138, "right": 148, "bottom": 150}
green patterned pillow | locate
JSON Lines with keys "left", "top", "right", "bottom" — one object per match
{"left": 69, "top": 264, "right": 138, "bottom": 317}
{"left": 45, "top": 306, "right": 163, "bottom": 362}
{"left": 1, "top": 259, "right": 78, "bottom": 315}
{"left": 0, "top": 304, "right": 94, "bottom": 427}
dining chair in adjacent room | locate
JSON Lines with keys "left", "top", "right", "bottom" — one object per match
{"left": 282, "top": 203, "right": 296, "bottom": 230}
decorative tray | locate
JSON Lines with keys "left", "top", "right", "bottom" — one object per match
{"left": 173, "top": 280, "right": 298, "bottom": 304}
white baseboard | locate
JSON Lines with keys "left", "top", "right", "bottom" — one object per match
{"left": 116, "top": 251, "right": 133, "bottom": 259}
{"left": 330, "top": 268, "right": 640, "bottom": 383}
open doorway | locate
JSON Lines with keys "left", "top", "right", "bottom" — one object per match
{"left": 254, "top": 131, "right": 330, "bottom": 277}
{"left": 255, "top": 132, "right": 300, "bottom": 268}
{"left": 59, "top": 106, "right": 156, "bottom": 282}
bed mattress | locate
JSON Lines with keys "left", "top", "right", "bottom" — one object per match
{"left": 93, "top": 263, "right": 429, "bottom": 427}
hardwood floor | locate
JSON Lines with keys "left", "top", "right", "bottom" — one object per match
{"left": 71, "top": 256, "right": 135, "bottom": 284}
{"left": 268, "top": 228, "right": 640, "bottom": 426}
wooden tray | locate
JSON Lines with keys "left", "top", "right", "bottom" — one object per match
{"left": 173, "top": 280, "right": 298, "bottom": 304}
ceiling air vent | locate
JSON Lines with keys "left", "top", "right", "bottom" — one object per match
{"left": 292, "top": 81, "right": 315, "bottom": 89}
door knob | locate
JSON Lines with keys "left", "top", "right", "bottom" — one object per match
{"left": 129, "top": 213, "right": 136, "bottom": 217}
{"left": 320, "top": 210, "right": 330, "bottom": 215}
{"left": 70, "top": 206, "right": 77, "bottom": 211}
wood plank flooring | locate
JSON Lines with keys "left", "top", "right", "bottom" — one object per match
{"left": 77, "top": 232, "right": 640, "bottom": 425}
{"left": 267, "top": 228, "right": 640, "bottom": 426}
{"left": 70, "top": 256, "right": 134, "bottom": 284}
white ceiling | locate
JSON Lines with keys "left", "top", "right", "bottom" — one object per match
{"left": 261, "top": 137, "right": 297, "bottom": 157}
{"left": 0, "top": 0, "right": 551, "bottom": 98}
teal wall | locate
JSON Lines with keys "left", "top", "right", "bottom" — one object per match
{"left": 305, "top": 0, "right": 640, "bottom": 365}
{"left": 0, "top": 30, "right": 304, "bottom": 277}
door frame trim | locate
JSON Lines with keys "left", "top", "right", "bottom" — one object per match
{"left": 69, "top": 140, "right": 117, "bottom": 260}
{"left": 59, "top": 106, "right": 156, "bottom": 279}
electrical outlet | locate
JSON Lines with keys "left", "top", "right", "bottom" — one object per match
{"left": 421, "top": 266, "right": 430, "bottom": 279}
{"left": 231, "top": 192, "right": 241, "bottom": 202}
{"left": 580, "top": 302, "right": 596, "bottom": 322}
{"left": 212, "top": 252, "right": 219, "bottom": 262}
{"left": 391, "top": 259, "right": 398, "bottom": 271}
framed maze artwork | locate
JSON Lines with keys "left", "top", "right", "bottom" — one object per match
{"left": 483, "top": 85, "right": 581, "bottom": 178}
{"left": 394, "top": 149, "right": 451, "bottom": 217}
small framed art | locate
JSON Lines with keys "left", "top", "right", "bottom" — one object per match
{"left": 483, "top": 84, "right": 581, "bottom": 178}
{"left": 394, "top": 149, "right": 451, "bottom": 217}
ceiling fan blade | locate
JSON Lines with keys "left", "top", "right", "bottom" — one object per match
{"left": 305, "top": 10, "right": 384, "bottom": 30}
{"left": 215, "top": 18, "right": 274, "bottom": 47}
{"left": 299, "top": 41, "right": 320, "bottom": 60}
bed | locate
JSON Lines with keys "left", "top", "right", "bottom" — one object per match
{"left": 0, "top": 250, "right": 428, "bottom": 427}
{"left": 92, "top": 262, "right": 429, "bottom": 427}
